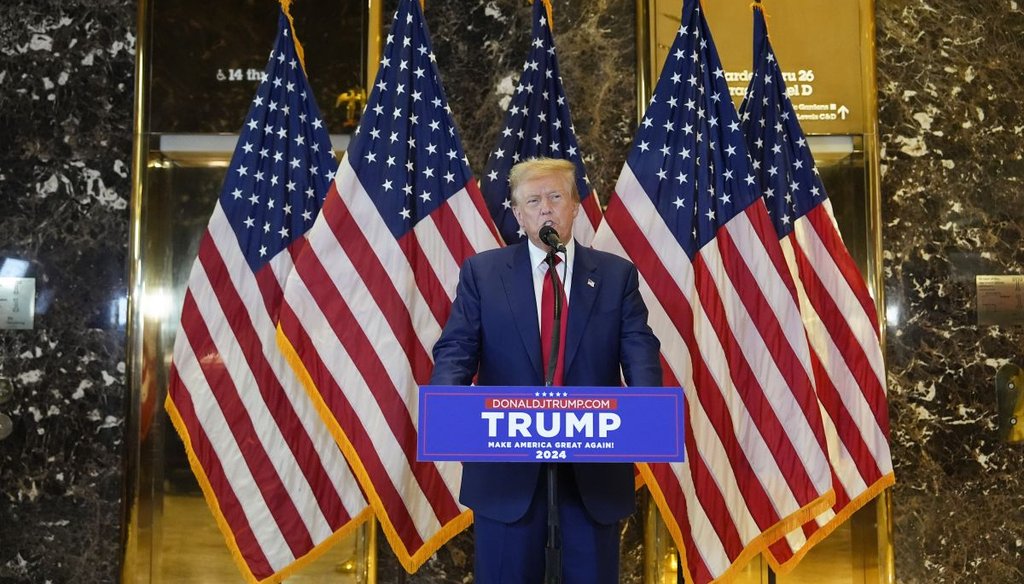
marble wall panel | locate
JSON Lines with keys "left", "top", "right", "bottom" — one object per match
{"left": 425, "top": 0, "right": 638, "bottom": 203}
{"left": 0, "top": 1, "right": 134, "bottom": 582}
{"left": 876, "top": 0, "right": 1024, "bottom": 582}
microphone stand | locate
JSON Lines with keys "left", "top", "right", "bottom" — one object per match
{"left": 543, "top": 250, "right": 563, "bottom": 584}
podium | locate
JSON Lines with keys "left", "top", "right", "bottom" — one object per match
{"left": 417, "top": 385, "right": 685, "bottom": 463}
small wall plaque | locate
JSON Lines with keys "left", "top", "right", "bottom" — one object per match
{"left": 976, "top": 275, "right": 1024, "bottom": 326}
{"left": 0, "top": 277, "right": 35, "bottom": 330}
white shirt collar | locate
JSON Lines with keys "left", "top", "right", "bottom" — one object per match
{"left": 526, "top": 237, "right": 575, "bottom": 272}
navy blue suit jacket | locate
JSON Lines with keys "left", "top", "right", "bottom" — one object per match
{"left": 429, "top": 241, "right": 662, "bottom": 524}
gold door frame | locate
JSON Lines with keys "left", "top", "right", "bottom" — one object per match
{"left": 123, "top": 1, "right": 383, "bottom": 582}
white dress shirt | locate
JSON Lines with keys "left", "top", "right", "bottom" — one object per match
{"left": 526, "top": 238, "right": 575, "bottom": 330}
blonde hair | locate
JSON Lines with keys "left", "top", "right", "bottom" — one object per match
{"left": 508, "top": 158, "right": 579, "bottom": 205}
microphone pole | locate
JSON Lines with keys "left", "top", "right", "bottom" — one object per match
{"left": 543, "top": 248, "right": 563, "bottom": 584}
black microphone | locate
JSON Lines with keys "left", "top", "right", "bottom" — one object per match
{"left": 538, "top": 225, "right": 566, "bottom": 252}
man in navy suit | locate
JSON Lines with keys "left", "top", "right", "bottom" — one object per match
{"left": 430, "top": 158, "right": 662, "bottom": 583}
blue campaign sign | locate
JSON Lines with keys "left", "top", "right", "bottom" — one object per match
{"left": 417, "top": 385, "right": 685, "bottom": 463}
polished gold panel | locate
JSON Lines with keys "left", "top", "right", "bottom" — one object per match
{"left": 647, "top": 0, "right": 868, "bottom": 134}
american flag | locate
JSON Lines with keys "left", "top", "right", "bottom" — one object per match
{"left": 165, "top": 9, "right": 369, "bottom": 584}
{"left": 275, "top": 0, "right": 500, "bottom": 572}
{"left": 479, "top": 0, "right": 602, "bottom": 245}
{"left": 739, "top": 5, "right": 894, "bottom": 570}
{"left": 591, "top": 0, "right": 836, "bottom": 582}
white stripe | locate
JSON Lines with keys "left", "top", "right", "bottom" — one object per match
{"left": 700, "top": 232, "right": 830, "bottom": 492}
{"left": 793, "top": 214, "right": 886, "bottom": 387}
{"left": 282, "top": 261, "right": 452, "bottom": 541}
{"left": 302, "top": 186, "right": 430, "bottom": 417}
{"left": 790, "top": 282, "right": 893, "bottom": 476}
{"left": 416, "top": 214, "right": 461, "bottom": 303}
{"left": 171, "top": 293, "right": 293, "bottom": 568}
{"left": 725, "top": 208, "right": 815, "bottom": 381}
{"left": 189, "top": 245, "right": 335, "bottom": 548}
{"left": 671, "top": 460, "right": 732, "bottom": 576}
{"left": 208, "top": 207, "right": 367, "bottom": 526}
{"left": 786, "top": 225, "right": 892, "bottom": 469}
{"left": 572, "top": 204, "right": 598, "bottom": 247}
{"left": 592, "top": 221, "right": 693, "bottom": 389}
{"left": 332, "top": 160, "right": 446, "bottom": 351}
{"left": 446, "top": 186, "right": 503, "bottom": 256}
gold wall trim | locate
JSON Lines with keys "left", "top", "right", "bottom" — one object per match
{"left": 859, "top": 1, "right": 896, "bottom": 581}
{"left": 123, "top": 0, "right": 152, "bottom": 580}
{"left": 635, "top": 0, "right": 652, "bottom": 121}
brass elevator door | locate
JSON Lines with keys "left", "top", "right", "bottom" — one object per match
{"left": 130, "top": 144, "right": 373, "bottom": 583}
{"left": 127, "top": 1, "right": 380, "bottom": 580}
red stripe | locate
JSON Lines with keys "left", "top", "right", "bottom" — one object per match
{"left": 167, "top": 364, "right": 276, "bottom": 580}
{"left": 796, "top": 215, "right": 892, "bottom": 437}
{"left": 581, "top": 191, "right": 603, "bottom": 230}
{"left": 397, "top": 229, "right": 450, "bottom": 356}
{"left": 277, "top": 300, "right": 429, "bottom": 552}
{"left": 465, "top": 178, "right": 503, "bottom": 243}
{"left": 658, "top": 364, "right": 729, "bottom": 583}
{"left": 797, "top": 296, "right": 887, "bottom": 484}
{"left": 715, "top": 220, "right": 829, "bottom": 445}
{"left": 433, "top": 195, "right": 480, "bottom": 266}
{"left": 805, "top": 206, "right": 880, "bottom": 335}
{"left": 692, "top": 247, "right": 822, "bottom": 509}
{"left": 738, "top": 207, "right": 829, "bottom": 446}
{"left": 811, "top": 352, "right": 882, "bottom": 485}
{"left": 287, "top": 245, "right": 463, "bottom": 535}
{"left": 178, "top": 289, "right": 314, "bottom": 556}
{"left": 767, "top": 535, "right": 794, "bottom": 566}
{"left": 746, "top": 200, "right": 802, "bottom": 305}
{"left": 605, "top": 197, "right": 778, "bottom": 530}
{"left": 789, "top": 230, "right": 891, "bottom": 438}
{"left": 318, "top": 191, "right": 435, "bottom": 385}
{"left": 663, "top": 356, "right": 747, "bottom": 571}
{"left": 199, "top": 237, "right": 352, "bottom": 530}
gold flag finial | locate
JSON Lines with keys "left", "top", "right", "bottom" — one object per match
{"left": 540, "top": 0, "right": 554, "bottom": 31}
{"left": 279, "top": 0, "right": 308, "bottom": 71}
{"left": 750, "top": 0, "right": 772, "bottom": 38}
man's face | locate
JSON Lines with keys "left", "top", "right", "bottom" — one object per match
{"left": 511, "top": 173, "right": 580, "bottom": 249}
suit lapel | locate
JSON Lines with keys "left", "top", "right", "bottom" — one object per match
{"left": 501, "top": 243, "right": 543, "bottom": 379}
{"left": 564, "top": 245, "right": 599, "bottom": 377}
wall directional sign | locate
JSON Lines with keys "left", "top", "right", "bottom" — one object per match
{"left": 0, "top": 278, "right": 35, "bottom": 330}
{"left": 652, "top": 0, "right": 868, "bottom": 135}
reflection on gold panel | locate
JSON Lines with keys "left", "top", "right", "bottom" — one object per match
{"left": 160, "top": 494, "right": 368, "bottom": 583}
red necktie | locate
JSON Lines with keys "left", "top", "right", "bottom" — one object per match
{"left": 541, "top": 256, "right": 568, "bottom": 386}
